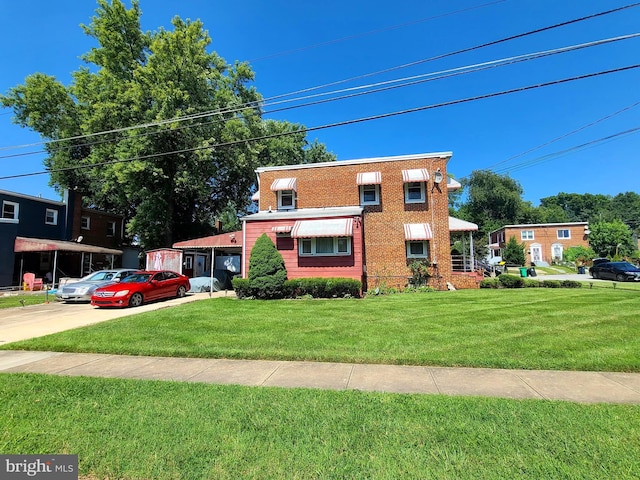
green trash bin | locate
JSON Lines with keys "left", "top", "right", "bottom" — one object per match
{"left": 519, "top": 267, "right": 528, "bottom": 278}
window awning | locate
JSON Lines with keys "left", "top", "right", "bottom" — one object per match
{"left": 404, "top": 223, "right": 433, "bottom": 240}
{"left": 271, "top": 225, "right": 293, "bottom": 234}
{"left": 291, "top": 218, "right": 354, "bottom": 238}
{"left": 356, "top": 171, "right": 382, "bottom": 185}
{"left": 271, "top": 178, "right": 297, "bottom": 191}
{"left": 402, "top": 168, "right": 429, "bottom": 183}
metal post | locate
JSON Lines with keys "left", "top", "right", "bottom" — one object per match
{"left": 210, "top": 247, "right": 215, "bottom": 298}
{"left": 52, "top": 250, "right": 58, "bottom": 287}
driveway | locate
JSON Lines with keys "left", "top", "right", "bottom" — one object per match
{"left": 0, "top": 291, "right": 230, "bottom": 345}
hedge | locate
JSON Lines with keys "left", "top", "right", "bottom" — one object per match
{"left": 233, "top": 277, "right": 361, "bottom": 299}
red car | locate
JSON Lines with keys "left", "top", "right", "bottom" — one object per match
{"left": 91, "top": 270, "right": 191, "bottom": 308}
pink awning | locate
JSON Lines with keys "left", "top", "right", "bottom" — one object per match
{"left": 356, "top": 171, "right": 382, "bottom": 185}
{"left": 402, "top": 168, "right": 429, "bottom": 182}
{"left": 271, "top": 225, "right": 293, "bottom": 234}
{"left": 271, "top": 178, "right": 297, "bottom": 191}
{"left": 291, "top": 218, "right": 354, "bottom": 238}
{"left": 404, "top": 223, "right": 433, "bottom": 240}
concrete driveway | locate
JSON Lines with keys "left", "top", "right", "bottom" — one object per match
{"left": 0, "top": 291, "right": 228, "bottom": 345}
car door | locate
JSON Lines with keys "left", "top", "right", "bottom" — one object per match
{"left": 160, "top": 271, "right": 181, "bottom": 299}
{"left": 600, "top": 264, "right": 615, "bottom": 280}
{"left": 148, "top": 272, "right": 168, "bottom": 301}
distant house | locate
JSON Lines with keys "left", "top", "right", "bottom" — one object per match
{"left": 241, "top": 152, "right": 481, "bottom": 290}
{"left": 489, "top": 222, "right": 590, "bottom": 265}
{"left": 0, "top": 189, "right": 132, "bottom": 287}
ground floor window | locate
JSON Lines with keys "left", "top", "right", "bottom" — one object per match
{"left": 406, "top": 241, "right": 429, "bottom": 259}
{"left": 299, "top": 237, "right": 351, "bottom": 256}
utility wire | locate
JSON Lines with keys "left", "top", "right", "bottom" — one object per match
{"left": 2, "top": 33, "right": 638, "bottom": 162}
{"left": 2, "top": 2, "right": 637, "bottom": 153}
{"left": 1, "top": 64, "right": 637, "bottom": 181}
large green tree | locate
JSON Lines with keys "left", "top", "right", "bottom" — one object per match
{"left": 1, "top": 0, "right": 334, "bottom": 248}
{"left": 588, "top": 220, "right": 635, "bottom": 258}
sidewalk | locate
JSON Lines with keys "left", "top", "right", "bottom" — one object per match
{"left": 1, "top": 350, "right": 639, "bottom": 404}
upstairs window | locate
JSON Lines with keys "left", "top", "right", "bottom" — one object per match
{"left": 557, "top": 229, "right": 570, "bottom": 239}
{"left": 360, "top": 184, "right": 380, "bottom": 205}
{"left": 81, "top": 216, "right": 90, "bottom": 230}
{"left": 278, "top": 190, "right": 295, "bottom": 210}
{"left": 271, "top": 177, "right": 297, "bottom": 211}
{"left": 2, "top": 200, "right": 19, "bottom": 221}
{"left": 45, "top": 209, "right": 58, "bottom": 225}
{"left": 404, "top": 182, "right": 425, "bottom": 203}
{"left": 521, "top": 230, "right": 534, "bottom": 240}
{"left": 107, "top": 221, "right": 116, "bottom": 237}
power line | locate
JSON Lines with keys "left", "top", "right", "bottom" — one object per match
{"left": 1, "top": 64, "right": 637, "bottom": 181}
{"left": 2, "top": 2, "right": 637, "bottom": 153}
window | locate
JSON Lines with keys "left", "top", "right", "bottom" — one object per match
{"left": 557, "top": 229, "right": 570, "bottom": 239}
{"left": 406, "top": 241, "right": 429, "bottom": 258}
{"left": 81, "top": 216, "right": 90, "bottom": 230}
{"left": 404, "top": 182, "right": 425, "bottom": 203}
{"left": 107, "top": 221, "right": 116, "bottom": 237}
{"left": 360, "top": 184, "right": 380, "bottom": 205}
{"left": 521, "top": 230, "right": 534, "bottom": 240}
{"left": 45, "top": 209, "right": 58, "bottom": 225}
{"left": 298, "top": 237, "right": 351, "bottom": 256}
{"left": 184, "top": 256, "right": 193, "bottom": 269}
{"left": 1, "top": 201, "right": 19, "bottom": 221}
{"left": 278, "top": 190, "right": 295, "bottom": 210}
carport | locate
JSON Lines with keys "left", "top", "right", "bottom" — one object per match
{"left": 14, "top": 236, "right": 123, "bottom": 287}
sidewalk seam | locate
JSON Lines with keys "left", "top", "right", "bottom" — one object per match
{"left": 513, "top": 372, "right": 549, "bottom": 400}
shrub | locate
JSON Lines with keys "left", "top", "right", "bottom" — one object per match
{"left": 503, "top": 236, "right": 526, "bottom": 266}
{"left": 524, "top": 279, "right": 540, "bottom": 288}
{"left": 498, "top": 274, "right": 525, "bottom": 288}
{"left": 284, "top": 278, "right": 361, "bottom": 298}
{"left": 231, "top": 278, "right": 251, "bottom": 299}
{"left": 542, "top": 280, "right": 561, "bottom": 288}
{"left": 409, "top": 259, "right": 431, "bottom": 286}
{"left": 248, "top": 234, "right": 287, "bottom": 299}
{"left": 480, "top": 278, "right": 500, "bottom": 289}
{"left": 561, "top": 280, "right": 582, "bottom": 288}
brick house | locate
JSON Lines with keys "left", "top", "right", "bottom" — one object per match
{"left": 489, "top": 222, "right": 590, "bottom": 265}
{"left": 241, "top": 152, "right": 481, "bottom": 290}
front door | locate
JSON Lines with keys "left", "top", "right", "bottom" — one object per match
{"left": 530, "top": 243, "right": 542, "bottom": 263}
{"left": 552, "top": 243, "right": 563, "bottom": 263}
{"left": 183, "top": 255, "right": 194, "bottom": 278}
{"left": 194, "top": 254, "right": 207, "bottom": 277}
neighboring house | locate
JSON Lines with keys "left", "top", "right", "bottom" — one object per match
{"left": 241, "top": 152, "right": 480, "bottom": 290}
{"left": 0, "top": 189, "right": 129, "bottom": 287}
{"left": 489, "top": 222, "right": 590, "bottom": 265}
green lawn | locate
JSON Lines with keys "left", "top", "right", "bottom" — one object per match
{"left": 1, "top": 373, "right": 639, "bottom": 480}
{"left": 0, "top": 292, "right": 53, "bottom": 309}
{"left": 4, "top": 289, "right": 640, "bottom": 372}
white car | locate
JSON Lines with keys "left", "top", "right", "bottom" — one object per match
{"left": 56, "top": 269, "right": 137, "bottom": 302}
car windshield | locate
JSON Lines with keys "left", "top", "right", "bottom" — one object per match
{"left": 121, "top": 273, "right": 152, "bottom": 283}
{"left": 612, "top": 262, "right": 637, "bottom": 271}
{"left": 83, "top": 271, "right": 116, "bottom": 281}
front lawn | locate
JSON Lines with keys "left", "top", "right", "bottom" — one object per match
{"left": 0, "top": 292, "right": 52, "bottom": 309}
{"left": 1, "top": 374, "right": 639, "bottom": 480}
{"left": 4, "top": 289, "right": 639, "bottom": 372}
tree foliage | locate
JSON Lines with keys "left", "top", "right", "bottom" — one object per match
{"left": 502, "top": 236, "right": 526, "bottom": 266}
{"left": 588, "top": 220, "right": 635, "bottom": 258}
{"left": 1, "top": 0, "right": 335, "bottom": 249}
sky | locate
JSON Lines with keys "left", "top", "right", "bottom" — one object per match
{"left": 0, "top": 0, "right": 639, "bottom": 205}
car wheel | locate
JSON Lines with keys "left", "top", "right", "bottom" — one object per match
{"left": 591, "top": 271, "right": 598, "bottom": 279}
{"left": 616, "top": 274, "right": 627, "bottom": 282}
{"left": 129, "top": 292, "right": 144, "bottom": 307}
{"left": 176, "top": 285, "right": 187, "bottom": 298}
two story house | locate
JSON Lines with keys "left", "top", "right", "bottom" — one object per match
{"left": 0, "top": 189, "right": 128, "bottom": 287}
{"left": 489, "top": 222, "right": 590, "bottom": 265}
{"left": 241, "top": 152, "right": 480, "bottom": 290}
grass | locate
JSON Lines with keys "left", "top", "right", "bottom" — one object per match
{"left": 1, "top": 373, "right": 639, "bottom": 479}
{"left": 0, "top": 292, "right": 53, "bottom": 309}
{"left": 4, "top": 289, "right": 640, "bottom": 372}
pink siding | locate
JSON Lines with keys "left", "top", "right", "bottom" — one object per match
{"left": 243, "top": 218, "right": 363, "bottom": 281}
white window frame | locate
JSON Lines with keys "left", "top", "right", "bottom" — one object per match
{"left": 1, "top": 200, "right": 19, "bottom": 222}
{"left": 107, "top": 221, "right": 116, "bottom": 237}
{"left": 81, "top": 216, "right": 91, "bottom": 230}
{"left": 406, "top": 241, "right": 429, "bottom": 259}
{"left": 359, "top": 184, "right": 380, "bottom": 205}
{"left": 521, "top": 230, "right": 534, "bottom": 240}
{"left": 298, "top": 237, "right": 351, "bottom": 256}
{"left": 45, "top": 208, "right": 58, "bottom": 225}
{"left": 404, "top": 182, "right": 425, "bottom": 203}
{"left": 278, "top": 190, "right": 295, "bottom": 210}
{"left": 557, "top": 229, "right": 571, "bottom": 239}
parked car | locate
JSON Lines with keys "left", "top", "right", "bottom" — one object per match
{"left": 91, "top": 270, "right": 191, "bottom": 308}
{"left": 56, "top": 269, "right": 137, "bottom": 302}
{"left": 589, "top": 261, "right": 640, "bottom": 282}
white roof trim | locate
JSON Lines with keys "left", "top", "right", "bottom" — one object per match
{"left": 449, "top": 216, "right": 478, "bottom": 232}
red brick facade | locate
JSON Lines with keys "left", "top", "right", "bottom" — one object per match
{"left": 244, "top": 153, "right": 480, "bottom": 290}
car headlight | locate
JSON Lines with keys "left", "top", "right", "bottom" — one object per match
{"left": 114, "top": 290, "right": 130, "bottom": 297}
{"left": 76, "top": 287, "right": 90, "bottom": 294}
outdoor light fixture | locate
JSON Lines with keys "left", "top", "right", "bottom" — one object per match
{"left": 433, "top": 168, "right": 444, "bottom": 184}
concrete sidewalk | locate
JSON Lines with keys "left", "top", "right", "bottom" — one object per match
{"left": 1, "top": 350, "right": 639, "bottom": 404}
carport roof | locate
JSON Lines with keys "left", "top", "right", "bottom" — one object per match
{"left": 14, "top": 236, "right": 123, "bottom": 255}
{"left": 172, "top": 231, "right": 242, "bottom": 249}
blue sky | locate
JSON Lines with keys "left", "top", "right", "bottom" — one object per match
{"left": 1, "top": 0, "right": 639, "bottom": 204}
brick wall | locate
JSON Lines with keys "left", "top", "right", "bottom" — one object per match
{"left": 503, "top": 224, "right": 589, "bottom": 264}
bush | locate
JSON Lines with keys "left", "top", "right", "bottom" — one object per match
{"left": 284, "top": 277, "right": 361, "bottom": 298}
{"left": 542, "top": 280, "right": 561, "bottom": 288}
{"left": 480, "top": 278, "right": 500, "bottom": 289}
{"left": 524, "top": 279, "right": 540, "bottom": 288}
{"left": 231, "top": 278, "right": 251, "bottom": 299}
{"left": 561, "top": 280, "right": 582, "bottom": 288}
{"left": 498, "top": 274, "right": 525, "bottom": 288}
{"left": 503, "top": 236, "right": 526, "bottom": 266}
{"left": 248, "top": 234, "right": 287, "bottom": 299}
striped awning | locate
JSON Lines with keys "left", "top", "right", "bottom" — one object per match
{"left": 402, "top": 168, "right": 429, "bottom": 183}
{"left": 356, "top": 171, "right": 382, "bottom": 185}
{"left": 404, "top": 223, "right": 433, "bottom": 240}
{"left": 271, "top": 178, "right": 297, "bottom": 191}
{"left": 291, "top": 218, "right": 354, "bottom": 238}
{"left": 271, "top": 225, "right": 293, "bottom": 234}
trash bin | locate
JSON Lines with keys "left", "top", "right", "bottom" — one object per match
{"left": 578, "top": 266, "right": 586, "bottom": 274}
{"left": 528, "top": 267, "right": 537, "bottom": 277}
{"left": 519, "top": 267, "right": 528, "bottom": 278}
